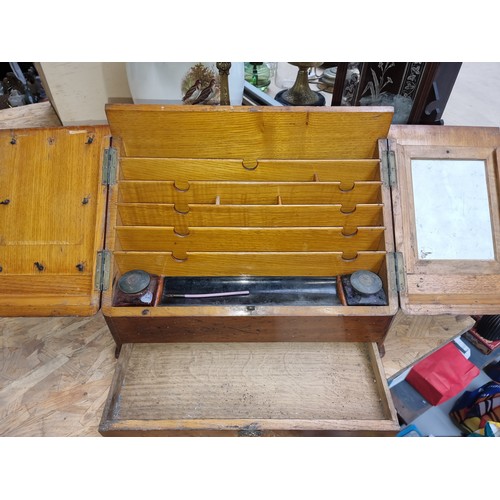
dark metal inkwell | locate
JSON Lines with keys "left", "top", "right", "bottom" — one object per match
{"left": 340, "top": 270, "right": 388, "bottom": 306}
{"left": 113, "top": 269, "right": 159, "bottom": 307}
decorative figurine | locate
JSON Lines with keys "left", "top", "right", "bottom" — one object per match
{"left": 192, "top": 79, "right": 217, "bottom": 105}
{"left": 275, "top": 62, "right": 325, "bottom": 106}
{"left": 182, "top": 79, "right": 202, "bottom": 103}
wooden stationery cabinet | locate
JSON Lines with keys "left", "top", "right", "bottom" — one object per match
{"left": 1, "top": 105, "right": 499, "bottom": 436}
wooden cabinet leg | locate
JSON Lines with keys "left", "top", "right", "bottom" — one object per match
{"left": 377, "top": 342, "right": 385, "bottom": 358}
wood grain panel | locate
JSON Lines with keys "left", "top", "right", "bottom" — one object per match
{"left": 100, "top": 421, "right": 399, "bottom": 436}
{"left": 120, "top": 158, "right": 381, "bottom": 183}
{"left": 407, "top": 294, "right": 500, "bottom": 307}
{"left": 117, "top": 203, "right": 384, "bottom": 228}
{"left": 115, "top": 226, "right": 385, "bottom": 252}
{"left": 406, "top": 274, "right": 500, "bottom": 295}
{"left": 102, "top": 303, "right": 395, "bottom": 320}
{"left": 0, "top": 101, "right": 61, "bottom": 129}
{"left": 102, "top": 314, "right": 395, "bottom": 365}
{"left": 0, "top": 245, "right": 98, "bottom": 275}
{"left": 112, "top": 251, "right": 385, "bottom": 276}
{"left": 389, "top": 124, "right": 500, "bottom": 148}
{"left": 0, "top": 275, "right": 92, "bottom": 295}
{"left": 106, "top": 104, "right": 393, "bottom": 159}
{"left": 99, "top": 342, "right": 399, "bottom": 436}
{"left": 0, "top": 299, "right": 100, "bottom": 317}
{"left": 0, "top": 128, "right": 105, "bottom": 252}
{"left": 118, "top": 180, "right": 382, "bottom": 205}
{"left": 0, "top": 126, "right": 110, "bottom": 315}
{"left": 0, "top": 274, "right": 99, "bottom": 316}
{"left": 118, "top": 342, "right": 387, "bottom": 419}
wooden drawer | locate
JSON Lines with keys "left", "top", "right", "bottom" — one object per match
{"left": 99, "top": 341, "right": 399, "bottom": 436}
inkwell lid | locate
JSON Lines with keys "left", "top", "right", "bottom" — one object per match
{"left": 118, "top": 269, "right": 151, "bottom": 294}
{"left": 350, "top": 270, "right": 383, "bottom": 296}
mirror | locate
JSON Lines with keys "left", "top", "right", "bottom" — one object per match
{"left": 411, "top": 159, "right": 494, "bottom": 260}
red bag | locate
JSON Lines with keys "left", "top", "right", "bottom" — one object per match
{"left": 406, "top": 342, "right": 480, "bottom": 406}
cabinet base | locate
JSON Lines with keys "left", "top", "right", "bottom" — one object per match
{"left": 105, "top": 314, "right": 393, "bottom": 355}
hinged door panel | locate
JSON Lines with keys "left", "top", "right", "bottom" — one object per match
{"left": 0, "top": 126, "right": 110, "bottom": 316}
{"left": 105, "top": 104, "right": 394, "bottom": 160}
{"left": 389, "top": 125, "right": 500, "bottom": 314}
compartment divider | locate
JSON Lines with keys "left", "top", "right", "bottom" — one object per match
{"left": 112, "top": 150, "right": 388, "bottom": 303}
{"left": 119, "top": 158, "right": 382, "bottom": 183}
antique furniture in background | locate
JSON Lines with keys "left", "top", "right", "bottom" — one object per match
{"left": 328, "top": 62, "right": 462, "bottom": 125}
{"left": 244, "top": 62, "right": 462, "bottom": 125}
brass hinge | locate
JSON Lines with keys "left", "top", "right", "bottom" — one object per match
{"left": 389, "top": 251, "right": 406, "bottom": 293}
{"left": 387, "top": 252, "right": 406, "bottom": 293}
{"left": 102, "top": 147, "right": 117, "bottom": 186}
{"left": 95, "top": 250, "right": 111, "bottom": 291}
{"left": 381, "top": 148, "right": 397, "bottom": 188}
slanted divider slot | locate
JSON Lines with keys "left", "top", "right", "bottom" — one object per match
{"left": 115, "top": 226, "right": 386, "bottom": 253}
{"left": 119, "top": 158, "right": 382, "bottom": 183}
{"left": 339, "top": 181, "right": 356, "bottom": 192}
{"left": 341, "top": 251, "right": 359, "bottom": 261}
{"left": 117, "top": 180, "right": 382, "bottom": 205}
{"left": 112, "top": 251, "right": 386, "bottom": 277}
{"left": 117, "top": 203, "right": 384, "bottom": 227}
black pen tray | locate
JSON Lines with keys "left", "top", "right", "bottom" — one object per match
{"left": 160, "top": 276, "right": 341, "bottom": 307}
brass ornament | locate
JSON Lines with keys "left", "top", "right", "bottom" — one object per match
{"left": 216, "top": 62, "right": 231, "bottom": 105}
{"left": 275, "top": 62, "right": 325, "bottom": 106}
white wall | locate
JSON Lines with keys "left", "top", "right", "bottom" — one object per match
{"left": 441, "top": 62, "right": 500, "bottom": 127}
{"left": 36, "top": 62, "right": 132, "bottom": 126}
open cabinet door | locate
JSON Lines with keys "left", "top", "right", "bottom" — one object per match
{"left": 390, "top": 125, "right": 500, "bottom": 315}
{"left": 0, "top": 126, "right": 110, "bottom": 316}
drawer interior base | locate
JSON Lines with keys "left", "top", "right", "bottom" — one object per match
{"left": 99, "top": 342, "right": 399, "bottom": 436}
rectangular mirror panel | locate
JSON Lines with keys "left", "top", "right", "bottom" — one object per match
{"left": 411, "top": 159, "right": 494, "bottom": 260}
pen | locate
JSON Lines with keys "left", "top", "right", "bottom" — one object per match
{"left": 165, "top": 291, "right": 250, "bottom": 299}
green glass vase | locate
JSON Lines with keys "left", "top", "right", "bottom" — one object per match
{"left": 244, "top": 62, "right": 271, "bottom": 91}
